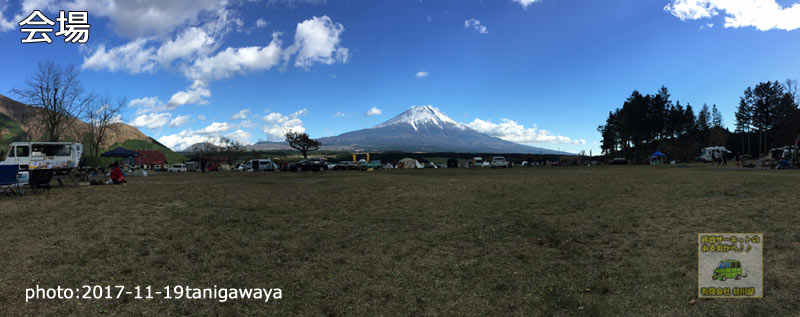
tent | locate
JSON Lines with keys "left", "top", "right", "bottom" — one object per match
{"left": 650, "top": 151, "right": 667, "bottom": 165}
{"left": 101, "top": 147, "right": 140, "bottom": 167}
{"left": 100, "top": 147, "right": 140, "bottom": 158}
{"left": 397, "top": 158, "right": 423, "bottom": 169}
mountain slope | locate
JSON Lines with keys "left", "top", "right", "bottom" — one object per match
{"left": 0, "top": 93, "right": 181, "bottom": 160}
{"left": 0, "top": 93, "right": 149, "bottom": 144}
{"left": 248, "top": 106, "right": 562, "bottom": 154}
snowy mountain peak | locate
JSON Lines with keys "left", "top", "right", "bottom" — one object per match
{"left": 374, "top": 105, "right": 465, "bottom": 131}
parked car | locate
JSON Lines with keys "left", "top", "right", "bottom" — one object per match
{"left": 167, "top": 164, "right": 187, "bottom": 172}
{"left": 244, "top": 159, "right": 277, "bottom": 171}
{"left": 357, "top": 160, "right": 382, "bottom": 170}
{"left": 289, "top": 158, "right": 328, "bottom": 172}
{"left": 491, "top": 156, "right": 508, "bottom": 168}
{"left": 333, "top": 161, "right": 357, "bottom": 170}
{"left": 446, "top": 158, "right": 459, "bottom": 168}
{"left": 153, "top": 164, "right": 163, "bottom": 171}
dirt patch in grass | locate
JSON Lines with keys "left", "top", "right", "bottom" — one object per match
{"left": 1, "top": 166, "right": 798, "bottom": 315}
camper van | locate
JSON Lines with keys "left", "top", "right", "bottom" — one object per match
{"left": 244, "top": 159, "right": 277, "bottom": 171}
{"left": 697, "top": 146, "right": 732, "bottom": 162}
{"left": 712, "top": 259, "right": 744, "bottom": 281}
{"left": 0, "top": 142, "right": 83, "bottom": 170}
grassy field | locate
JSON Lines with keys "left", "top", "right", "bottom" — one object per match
{"left": 1, "top": 166, "right": 798, "bottom": 315}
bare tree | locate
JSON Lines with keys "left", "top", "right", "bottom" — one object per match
{"left": 86, "top": 94, "right": 125, "bottom": 164}
{"left": 11, "top": 62, "right": 90, "bottom": 142}
{"left": 284, "top": 130, "right": 320, "bottom": 158}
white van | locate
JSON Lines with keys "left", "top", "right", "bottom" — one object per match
{"left": 244, "top": 159, "right": 277, "bottom": 171}
{"left": 0, "top": 142, "right": 83, "bottom": 170}
{"left": 167, "top": 164, "right": 187, "bottom": 172}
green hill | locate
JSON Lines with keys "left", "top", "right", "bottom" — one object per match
{"left": 108, "top": 139, "right": 186, "bottom": 163}
{"left": 0, "top": 112, "right": 27, "bottom": 155}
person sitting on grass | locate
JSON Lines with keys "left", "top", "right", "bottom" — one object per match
{"left": 107, "top": 163, "right": 126, "bottom": 185}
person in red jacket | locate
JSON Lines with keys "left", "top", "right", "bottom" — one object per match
{"left": 109, "top": 163, "right": 126, "bottom": 184}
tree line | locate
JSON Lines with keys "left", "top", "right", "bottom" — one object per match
{"left": 598, "top": 81, "right": 800, "bottom": 163}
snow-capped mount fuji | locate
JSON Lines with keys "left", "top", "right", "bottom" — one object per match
{"left": 373, "top": 105, "right": 468, "bottom": 131}
{"left": 312, "top": 105, "right": 561, "bottom": 154}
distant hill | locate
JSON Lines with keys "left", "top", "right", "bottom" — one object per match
{"left": 108, "top": 139, "right": 186, "bottom": 163}
{"left": 181, "top": 142, "right": 222, "bottom": 153}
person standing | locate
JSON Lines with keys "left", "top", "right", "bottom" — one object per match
{"left": 200, "top": 157, "right": 206, "bottom": 174}
{"left": 710, "top": 152, "right": 715, "bottom": 166}
{"left": 723, "top": 153, "right": 727, "bottom": 166}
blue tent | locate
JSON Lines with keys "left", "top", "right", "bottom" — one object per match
{"left": 650, "top": 151, "right": 666, "bottom": 157}
{"left": 100, "top": 147, "right": 140, "bottom": 158}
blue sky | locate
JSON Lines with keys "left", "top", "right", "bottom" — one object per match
{"left": 2, "top": 0, "right": 800, "bottom": 152}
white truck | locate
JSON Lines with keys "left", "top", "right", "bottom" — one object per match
{"left": 1, "top": 142, "right": 83, "bottom": 185}
{"left": 1, "top": 142, "right": 83, "bottom": 170}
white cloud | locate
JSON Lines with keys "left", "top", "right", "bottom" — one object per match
{"left": 131, "top": 112, "right": 171, "bottom": 129}
{"left": 262, "top": 109, "right": 307, "bottom": 140}
{"left": 267, "top": 0, "right": 327, "bottom": 7}
{"left": 286, "top": 15, "right": 350, "bottom": 68}
{"left": 82, "top": 39, "right": 157, "bottom": 74}
{"left": 664, "top": 0, "right": 800, "bottom": 31}
{"left": 416, "top": 71, "right": 429, "bottom": 78}
{"left": 512, "top": 0, "right": 541, "bottom": 9}
{"left": 365, "top": 107, "right": 382, "bottom": 116}
{"left": 169, "top": 115, "right": 191, "bottom": 127}
{"left": 0, "top": 1, "right": 16, "bottom": 32}
{"left": 256, "top": 18, "right": 269, "bottom": 28}
{"left": 156, "top": 27, "right": 217, "bottom": 65}
{"left": 334, "top": 111, "right": 346, "bottom": 117}
{"left": 225, "top": 129, "right": 252, "bottom": 145}
{"left": 65, "top": 0, "right": 227, "bottom": 39}
{"left": 232, "top": 108, "right": 250, "bottom": 120}
{"left": 198, "top": 122, "right": 231, "bottom": 134}
{"left": 80, "top": 11, "right": 349, "bottom": 109}
{"left": 167, "top": 86, "right": 211, "bottom": 107}
{"left": 158, "top": 130, "right": 218, "bottom": 151}
{"left": 128, "top": 96, "right": 178, "bottom": 114}
{"left": 185, "top": 32, "right": 284, "bottom": 84}
{"left": 197, "top": 114, "right": 206, "bottom": 121}
{"left": 239, "top": 120, "right": 256, "bottom": 128}
{"left": 467, "top": 118, "right": 586, "bottom": 145}
{"left": 464, "top": 18, "right": 488, "bottom": 34}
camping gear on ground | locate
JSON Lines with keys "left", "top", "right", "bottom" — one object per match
{"left": 0, "top": 165, "right": 21, "bottom": 198}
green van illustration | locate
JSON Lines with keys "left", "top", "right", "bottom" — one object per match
{"left": 712, "top": 260, "right": 745, "bottom": 281}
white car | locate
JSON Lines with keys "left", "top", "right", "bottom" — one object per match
{"left": 167, "top": 164, "right": 187, "bottom": 172}
{"left": 244, "top": 159, "right": 277, "bottom": 171}
{"left": 490, "top": 156, "right": 508, "bottom": 168}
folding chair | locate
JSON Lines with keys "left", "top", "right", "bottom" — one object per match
{"left": 0, "top": 165, "right": 21, "bottom": 199}
{"left": 29, "top": 169, "right": 53, "bottom": 195}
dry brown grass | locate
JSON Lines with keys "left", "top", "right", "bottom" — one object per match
{"left": 1, "top": 166, "right": 798, "bottom": 315}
